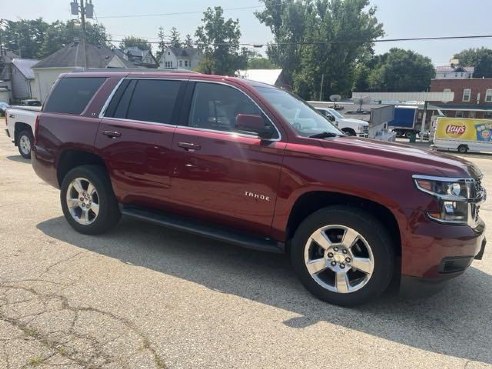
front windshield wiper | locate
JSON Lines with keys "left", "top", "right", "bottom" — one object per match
{"left": 309, "top": 132, "right": 340, "bottom": 139}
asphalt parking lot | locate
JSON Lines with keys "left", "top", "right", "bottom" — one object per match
{"left": 0, "top": 128, "right": 491, "bottom": 369}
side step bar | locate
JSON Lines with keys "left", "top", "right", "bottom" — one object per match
{"left": 121, "top": 206, "right": 285, "bottom": 254}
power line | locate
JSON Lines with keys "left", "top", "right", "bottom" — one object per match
{"left": 97, "top": 5, "right": 265, "bottom": 19}
{"left": 108, "top": 34, "right": 492, "bottom": 47}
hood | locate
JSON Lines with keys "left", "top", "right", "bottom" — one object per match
{"left": 318, "top": 137, "right": 481, "bottom": 179}
{"left": 339, "top": 118, "right": 369, "bottom": 126}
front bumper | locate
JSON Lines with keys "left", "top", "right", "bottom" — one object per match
{"left": 401, "top": 215, "right": 486, "bottom": 279}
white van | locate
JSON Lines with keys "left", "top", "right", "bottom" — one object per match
{"left": 432, "top": 117, "right": 492, "bottom": 153}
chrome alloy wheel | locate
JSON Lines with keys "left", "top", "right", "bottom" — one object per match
{"left": 19, "top": 135, "right": 31, "bottom": 155}
{"left": 66, "top": 177, "right": 100, "bottom": 225}
{"left": 304, "top": 225, "right": 374, "bottom": 294}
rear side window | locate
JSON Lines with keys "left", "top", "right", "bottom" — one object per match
{"left": 44, "top": 77, "right": 106, "bottom": 114}
{"left": 106, "top": 79, "right": 181, "bottom": 124}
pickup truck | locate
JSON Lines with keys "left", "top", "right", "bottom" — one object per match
{"left": 32, "top": 71, "right": 486, "bottom": 306}
{"left": 315, "top": 107, "right": 369, "bottom": 137}
{"left": 5, "top": 105, "right": 41, "bottom": 158}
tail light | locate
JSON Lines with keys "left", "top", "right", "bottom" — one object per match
{"left": 34, "top": 115, "right": 40, "bottom": 143}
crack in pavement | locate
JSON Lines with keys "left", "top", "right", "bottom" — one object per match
{"left": 0, "top": 282, "right": 167, "bottom": 369}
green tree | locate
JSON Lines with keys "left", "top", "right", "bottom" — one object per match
{"left": 248, "top": 57, "right": 277, "bottom": 69}
{"left": 1, "top": 19, "right": 108, "bottom": 59}
{"left": 39, "top": 20, "right": 108, "bottom": 57}
{"left": 184, "top": 34, "right": 194, "bottom": 48}
{"left": 156, "top": 26, "right": 166, "bottom": 60}
{"left": 454, "top": 47, "right": 492, "bottom": 78}
{"left": 2, "top": 19, "right": 48, "bottom": 59}
{"left": 170, "top": 27, "right": 181, "bottom": 48}
{"left": 195, "top": 6, "right": 246, "bottom": 75}
{"left": 256, "top": 0, "right": 384, "bottom": 99}
{"left": 367, "top": 48, "right": 435, "bottom": 92}
{"left": 119, "top": 36, "right": 151, "bottom": 51}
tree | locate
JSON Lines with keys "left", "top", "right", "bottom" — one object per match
{"left": 248, "top": 57, "right": 277, "bottom": 69}
{"left": 156, "top": 27, "right": 166, "bottom": 60}
{"left": 1, "top": 19, "right": 108, "bottom": 59}
{"left": 195, "top": 6, "right": 246, "bottom": 75}
{"left": 39, "top": 20, "right": 108, "bottom": 57}
{"left": 170, "top": 27, "right": 181, "bottom": 48}
{"left": 454, "top": 47, "right": 492, "bottom": 78}
{"left": 256, "top": 0, "right": 384, "bottom": 99}
{"left": 184, "top": 34, "right": 194, "bottom": 48}
{"left": 365, "top": 48, "right": 435, "bottom": 92}
{"left": 119, "top": 36, "right": 151, "bottom": 51}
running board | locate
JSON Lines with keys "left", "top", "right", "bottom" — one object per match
{"left": 121, "top": 206, "right": 284, "bottom": 254}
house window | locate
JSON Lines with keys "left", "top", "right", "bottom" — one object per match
{"left": 165, "top": 61, "right": 173, "bottom": 68}
{"left": 469, "top": 111, "right": 476, "bottom": 118}
{"left": 485, "top": 89, "right": 492, "bottom": 102}
{"left": 455, "top": 111, "right": 464, "bottom": 118}
{"left": 168, "top": 52, "right": 170, "bottom": 55}
{"left": 443, "top": 74, "right": 446, "bottom": 78}
{"left": 179, "top": 60, "right": 183, "bottom": 67}
{"left": 484, "top": 111, "right": 492, "bottom": 119}
{"left": 462, "top": 89, "right": 471, "bottom": 102}
{"left": 185, "top": 60, "right": 188, "bottom": 67}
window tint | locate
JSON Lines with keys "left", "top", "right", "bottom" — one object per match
{"left": 124, "top": 79, "right": 181, "bottom": 123}
{"left": 44, "top": 77, "right": 106, "bottom": 114}
{"left": 189, "top": 83, "right": 267, "bottom": 133}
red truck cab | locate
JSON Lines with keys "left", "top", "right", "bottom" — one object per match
{"left": 32, "top": 71, "right": 486, "bottom": 306}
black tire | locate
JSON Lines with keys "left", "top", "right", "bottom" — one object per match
{"left": 290, "top": 206, "right": 395, "bottom": 306}
{"left": 60, "top": 165, "right": 121, "bottom": 235}
{"left": 17, "top": 130, "right": 33, "bottom": 159}
{"left": 457, "top": 145, "right": 468, "bottom": 154}
{"left": 341, "top": 128, "right": 357, "bottom": 136}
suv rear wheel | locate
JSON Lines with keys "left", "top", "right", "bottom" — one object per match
{"left": 60, "top": 165, "right": 121, "bottom": 234}
{"left": 290, "top": 206, "right": 395, "bottom": 306}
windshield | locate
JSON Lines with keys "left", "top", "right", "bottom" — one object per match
{"left": 255, "top": 86, "right": 342, "bottom": 137}
{"left": 328, "top": 109, "right": 345, "bottom": 119}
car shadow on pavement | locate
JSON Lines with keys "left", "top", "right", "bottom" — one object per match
{"left": 37, "top": 216, "right": 492, "bottom": 365}
{"left": 6, "top": 155, "right": 30, "bottom": 163}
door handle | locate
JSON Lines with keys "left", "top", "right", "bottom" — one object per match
{"left": 177, "top": 142, "right": 201, "bottom": 151}
{"left": 102, "top": 130, "right": 121, "bottom": 138}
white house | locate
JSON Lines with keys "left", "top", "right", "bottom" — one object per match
{"left": 32, "top": 41, "right": 132, "bottom": 102}
{"left": 435, "top": 65, "right": 474, "bottom": 79}
{"left": 11, "top": 59, "right": 38, "bottom": 100}
{"left": 158, "top": 46, "right": 202, "bottom": 71}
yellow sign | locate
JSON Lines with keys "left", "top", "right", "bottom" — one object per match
{"left": 435, "top": 118, "right": 492, "bottom": 142}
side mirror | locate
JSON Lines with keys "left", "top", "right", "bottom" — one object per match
{"left": 236, "top": 114, "right": 274, "bottom": 139}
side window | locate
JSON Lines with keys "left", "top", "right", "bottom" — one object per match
{"left": 189, "top": 83, "right": 271, "bottom": 134}
{"left": 107, "top": 79, "right": 181, "bottom": 124}
{"left": 44, "top": 77, "right": 106, "bottom": 114}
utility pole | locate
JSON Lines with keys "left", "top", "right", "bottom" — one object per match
{"left": 70, "top": 0, "right": 94, "bottom": 70}
{"left": 80, "top": 0, "right": 88, "bottom": 70}
{"left": 319, "top": 73, "right": 324, "bottom": 101}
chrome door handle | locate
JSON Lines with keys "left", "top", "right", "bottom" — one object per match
{"left": 177, "top": 142, "right": 201, "bottom": 151}
{"left": 102, "top": 130, "right": 121, "bottom": 138}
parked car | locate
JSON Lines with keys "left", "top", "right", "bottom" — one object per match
{"left": 32, "top": 72, "right": 486, "bottom": 306}
{"left": 0, "top": 101, "right": 9, "bottom": 114}
{"left": 4, "top": 106, "right": 40, "bottom": 158}
{"left": 19, "top": 99, "right": 42, "bottom": 107}
{"left": 315, "top": 107, "right": 369, "bottom": 137}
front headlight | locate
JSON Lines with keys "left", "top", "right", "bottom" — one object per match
{"left": 413, "top": 175, "right": 485, "bottom": 225}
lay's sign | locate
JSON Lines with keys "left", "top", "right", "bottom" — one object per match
{"left": 435, "top": 118, "right": 492, "bottom": 142}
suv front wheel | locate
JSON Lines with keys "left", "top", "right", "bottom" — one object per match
{"left": 290, "top": 206, "right": 395, "bottom": 306}
{"left": 60, "top": 165, "right": 121, "bottom": 235}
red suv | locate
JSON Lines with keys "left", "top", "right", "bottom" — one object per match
{"left": 32, "top": 71, "right": 486, "bottom": 306}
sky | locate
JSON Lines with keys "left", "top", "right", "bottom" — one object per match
{"left": 1, "top": 0, "right": 492, "bottom": 66}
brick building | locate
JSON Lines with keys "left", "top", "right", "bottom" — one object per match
{"left": 430, "top": 78, "right": 492, "bottom": 119}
